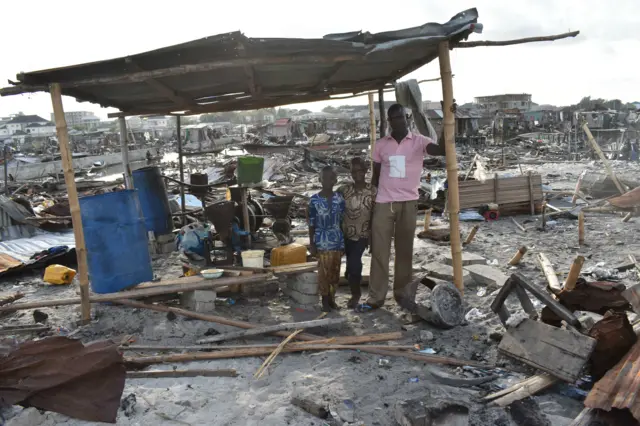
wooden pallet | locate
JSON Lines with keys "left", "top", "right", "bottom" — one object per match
{"left": 458, "top": 173, "right": 543, "bottom": 210}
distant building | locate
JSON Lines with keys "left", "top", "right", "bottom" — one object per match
{"left": 25, "top": 122, "right": 56, "bottom": 135}
{"left": 51, "top": 111, "right": 100, "bottom": 129}
{"left": 127, "top": 115, "right": 170, "bottom": 130}
{"left": 6, "top": 114, "right": 50, "bottom": 134}
{"left": 474, "top": 94, "right": 532, "bottom": 112}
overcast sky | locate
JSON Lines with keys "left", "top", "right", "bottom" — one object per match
{"left": 0, "top": 0, "right": 637, "bottom": 120}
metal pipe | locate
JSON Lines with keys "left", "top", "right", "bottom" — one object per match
{"left": 177, "top": 115, "right": 186, "bottom": 226}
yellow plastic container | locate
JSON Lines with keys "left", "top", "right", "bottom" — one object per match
{"left": 270, "top": 243, "right": 308, "bottom": 267}
{"left": 43, "top": 264, "right": 77, "bottom": 285}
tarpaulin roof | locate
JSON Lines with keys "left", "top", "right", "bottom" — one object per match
{"left": 0, "top": 9, "right": 481, "bottom": 116}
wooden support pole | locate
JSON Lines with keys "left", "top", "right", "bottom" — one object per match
{"left": 368, "top": 92, "right": 376, "bottom": 169}
{"left": 537, "top": 253, "right": 562, "bottom": 294}
{"left": 463, "top": 225, "right": 479, "bottom": 246}
{"left": 563, "top": 255, "right": 585, "bottom": 291}
{"left": 423, "top": 208, "right": 432, "bottom": 231}
{"left": 508, "top": 246, "right": 528, "bottom": 266}
{"left": 50, "top": 83, "right": 91, "bottom": 324}
{"left": 241, "top": 187, "right": 251, "bottom": 248}
{"left": 578, "top": 211, "right": 585, "bottom": 245}
{"left": 541, "top": 201, "right": 547, "bottom": 230}
{"left": 463, "top": 154, "right": 477, "bottom": 181}
{"left": 527, "top": 170, "right": 535, "bottom": 215}
{"left": 438, "top": 41, "right": 463, "bottom": 294}
{"left": 176, "top": 115, "right": 186, "bottom": 226}
{"left": 582, "top": 123, "right": 625, "bottom": 195}
{"left": 571, "top": 170, "right": 586, "bottom": 206}
{"left": 3, "top": 146, "right": 8, "bottom": 195}
{"left": 118, "top": 117, "right": 133, "bottom": 189}
{"left": 378, "top": 88, "right": 386, "bottom": 138}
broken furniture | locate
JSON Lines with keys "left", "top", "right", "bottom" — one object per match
{"left": 491, "top": 273, "right": 596, "bottom": 382}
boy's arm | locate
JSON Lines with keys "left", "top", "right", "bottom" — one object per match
{"left": 307, "top": 202, "right": 317, "bottom": 255}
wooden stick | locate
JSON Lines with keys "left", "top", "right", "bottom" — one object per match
{"left": 197, "top": 317, "right": 346, "bottom": 344}
{"left": 127, "top": 369, "right": 238, "bottom": 378}
{"left": 455, "top": 31, "right": 580, "bottom": 48}
{"left": 255, "top": 312, "right": 326, "bottom": 379}
{"left": 623, "top": 212, "right": 633, "bottom": 222}
{"left": 563, "top": 255, "right": 585, "bottom": 291}
{"left": 438, "top": 41, "right": 463, "bottom": 294}
{"left": 537, "top": 253, "right": 562, "bottom": 294}
{"left": 484, "top": 373, "right": 558, "bottom": 407}
{"left": 572, "top": 171, "right": 586, "bottom": 206}
{"left": 368, "top": 92, "right": 376, "bottom": 170}
{"left": 527, "top": 171, "right": 535, "bottom": 216}
{"left": 0, "top": 292, "right": 23, "bottom": 307}
{"left": 423, "top": 208, "right": 433, "bottom": 231}
{"left": 508, "top": 246, "right": 528, "bottom": 266}
{"left": 463, "top": 154, "right": 477, "bottom": 181}
{"left": 541, "top": 201, "right": 547, "bottom": 229}
{"left": 122, "top": 343, "right": 416, "bottom": 352}
{"left": 582, "top": 123, "right": 625, "bottom": 194}
{"left": 578, "top": 211, "right": 585, "bottom": 245}
{"left": 0, "top": 274, "right": 267, "bottom": 313}
{"left": 50, "top": 83, "right": 91, "bottom": 325}
{"left": 511, "top": 217, "right": 527, "bottom": 233}
{"left": 115, "top": 299, "right": 321, "bottom": 342}
{"left": 463, "top": 225, "right": 479, "bottom": 246}
{"left": 125, "top": 343, "right": 485, "bottom": 369}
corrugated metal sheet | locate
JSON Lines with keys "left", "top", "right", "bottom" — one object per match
{"left": 0, "top": 195, "right": 32, "bottom": 228}
{"left": 584, "top": 339, "right": 640, "bottom": 422}
{"left": 0, "top": 9, "right": 481, "bottom": 116}
{"left": 0, "top": 231, "right": 75, "bottom": 264}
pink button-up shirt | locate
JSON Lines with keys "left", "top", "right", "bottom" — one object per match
{"left": 373, "top": 132, "right": 434, "bottom": 203}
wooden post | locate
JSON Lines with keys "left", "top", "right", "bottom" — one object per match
{"left": 571, "top": 170, "right": 585, "bottom": 206}
{"left": 541, "top": 201, "right": 547, "bottom": 230}
{"left": 118, "top": 117, "right": 133, "bottom": 189}
{"left": 50, "top": 83, "right": 91, "bottom": 324}
{"left": 508, "top": 246, "right": 528, "bottom": 266}
{"left": 3, "top": 146, "right": 8, "bottom": 195}
{"left": 378, "top": 88, "right": 386, "bottom": 138}
{"left": 241, "top": 187, "right": 251, "bottom": 248}
{"left": 582, "top": 123, "right": 625, "bottom": 194}
{"left": 563, "top": 255, "right": 585, "bottom": 291}
{"left": 438, "top": 41, "right": 463, "bottom": 294}
{"left": 578, "top": 211, "right": 585, "bottom": 245}
{"left": 176, "top": 115, "right": 186, "bottom": 226}
{"left": 368, "top": 92, "right": 376, "bottom": 169}
{"left": 537, "top": 253, "right": 562, "bottom": 294}
{"left": 463, "top": 225, "right": 479, "bottom": 246}
{"left": 423, "top": 208, "right": 432, "bottom": 231}
{"left": 527, "top": 171, "right": 535, "bottom": 215}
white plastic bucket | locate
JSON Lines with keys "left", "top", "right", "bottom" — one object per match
{"left": 241, "top": 250, "right": 265, "bottom": 268}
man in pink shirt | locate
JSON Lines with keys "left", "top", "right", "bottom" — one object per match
{"left": 366, "top": 103, "right": 445, "bottom": 310}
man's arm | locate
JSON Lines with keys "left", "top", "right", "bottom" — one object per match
{"left": 372, "top": 162, "right": 381, "bottom": 187}
{"left": 425, "top": 131, "right": 446, "bottom": 156}
{"left": 307, "top": 203, "right": 317, "bottom": 255}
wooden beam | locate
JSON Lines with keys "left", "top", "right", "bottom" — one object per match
{"left": 582, "top": 123, "right": 626, "bottom": 194}
{"left": 125, "top": 58, "right": 196, "bottom": 108}
{"left": 378, "top": 88, "right": 387, "bottom": 137}
{"left": 455, "top": 31, "right": 580, "bottom": 48}
{"left": 176, "top": 115, "right": 186, "bottom": 226}
{"left": 368, "top": 92, "right": 376, "bottom": 169}
{"left": 438, "top": 41, "right": 463, "bottom": 294}
{"left": 235, "top": 42, "right": 261, "bottom": 98}
{"left": 118, "top": 117, "right": 133, "bottom": 189}
{"left": 50, "top": 83, "right": 91, "bottom": 324}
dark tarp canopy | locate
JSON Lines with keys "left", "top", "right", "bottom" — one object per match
{"left": 0, "top": 8, "right": 481, "bottom": 116}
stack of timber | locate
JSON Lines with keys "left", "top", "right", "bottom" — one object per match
{"left": 458, "top": 173, "right": 544, "bottom": 214}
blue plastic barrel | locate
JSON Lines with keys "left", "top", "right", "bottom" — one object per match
{"left": 79, "top": 190, "right": 153, "bottom": 294}
{"left": 132, "top": 166, "right": 173, "bottom": 235}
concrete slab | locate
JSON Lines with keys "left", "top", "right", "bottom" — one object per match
{"left": 464, "top": 264, "right": 509, "bottom": 288}
{"left": 421, "top": 262, "right": 473, "bottom": 286}
{"left": 442, "top": 252, "right": 486, "bottom": 267}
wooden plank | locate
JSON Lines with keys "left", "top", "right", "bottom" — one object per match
{"left": 458, "top": 174, "right": 543, "bottom": 209}
{"left": 582, "top": 123, "right": 626, "bottom": 194}
{"left": 537, "top": 253, "right": 562, "bottom": 294}
{"left": 50, "top": 83, "right": 91, "bottom": 325}
{"left": 499, "top": 318, "right": 596, "bottom": 382}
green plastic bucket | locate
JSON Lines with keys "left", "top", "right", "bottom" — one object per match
{"left": 237, "top": 156, "right": 264, "bottom": 185}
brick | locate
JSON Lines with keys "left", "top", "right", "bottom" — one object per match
{"left": 421, "top": 262, "right": 473, "bottom": 286}
{"left": 464, "top": 264, "right": 509, "bottom": 288}
{"left": 180, "top": 290, "right": 217, "bottom": 313}
{"left": 281, "top": 273, "right": 319, "bottom": 306}
{"left": 441, "top": 252, "right": 486, "bottom": 267}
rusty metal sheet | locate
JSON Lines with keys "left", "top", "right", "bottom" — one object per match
{"left": 0, "top": 253, "right": 23, "bottom": 274}
{"left": 585, "top": 339, "right": 640, "bottom": 422}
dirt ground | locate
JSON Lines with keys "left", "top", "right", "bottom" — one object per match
{"left": 3, "top": 160, "right": 640, "bottom": 425}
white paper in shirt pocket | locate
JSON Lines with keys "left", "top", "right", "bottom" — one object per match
{"left": 388, "top": 155, "right": 406, "bottom": 178}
